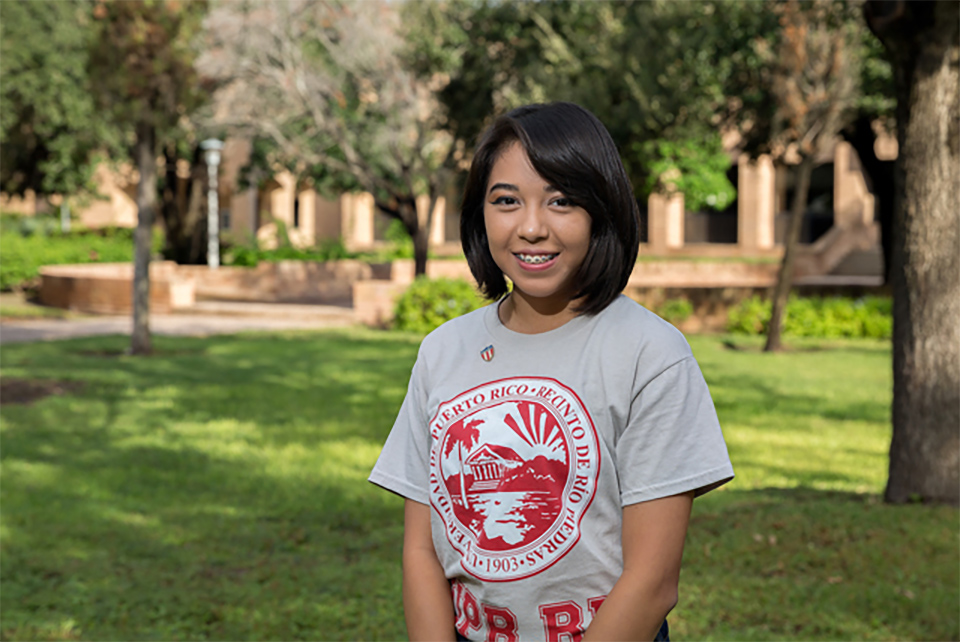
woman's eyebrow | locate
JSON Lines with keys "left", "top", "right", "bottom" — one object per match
{"left": 488, "top": 182, "right": 518, "bottom": 193}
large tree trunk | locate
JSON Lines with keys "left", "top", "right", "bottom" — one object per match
{"left": 866, "top": 0, "right": 960, "bottom": 504}
{"left": 765, "top": 155, "right": 815, "bottom": 352}
{"left": 131, "top": 120, "right": 157, "bottom": 355}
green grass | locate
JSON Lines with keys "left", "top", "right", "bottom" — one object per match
{"left": 0, "top": 330, "right": 956, "bottom": 641}
{"left": 0, "top": 293, "right": 84, "bottom": 321}
{"left": 0, "top": 303, "right": 77, "bottom": 320}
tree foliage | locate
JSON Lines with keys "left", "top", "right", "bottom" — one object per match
{"left": 763, "top": 1, "right": 860, "bottom": 159}
{"left": 403, "top": 1, "right": 896, "bottom": 215}
{"left": 0, "top": 0, "right": 122, "bottom": 198}
{"left": 199, "top": 0, "right": 457, "bottom": 275}
{"left": 89, "top": 0, "right": 208, "bottom": 135}
{"left": 762, "top": 0, "right": 861, "bottom": 352}
{"left": 402, "top": 0, "right": 783, "bottom": 207}
{"left": 641, "top": 137, "right": 736, "bottom": 212}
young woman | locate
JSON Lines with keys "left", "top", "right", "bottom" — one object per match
{"left": 370, "top": 102, "right": 733, "bottom": 642}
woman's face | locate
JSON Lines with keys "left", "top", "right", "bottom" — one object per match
{"left": 483, "top": 143, "right": 591, "bottom": 309}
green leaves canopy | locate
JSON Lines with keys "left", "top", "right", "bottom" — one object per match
{"left": 88, "top": 0, "right": 208, "bottom": 137}
{"left": 402, "top": 0, "right": 891, "bottom": 210}
{"left": 402, "top": 0, "right": 784, "bottom": 207}
{"left": 0, "top": 0, "right": 121, "bottom": 197}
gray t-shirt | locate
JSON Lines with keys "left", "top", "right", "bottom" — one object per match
{"left": 369, "top": 295, "right": 734, "bottom": 640}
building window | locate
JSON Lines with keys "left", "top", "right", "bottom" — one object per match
{"left": 220, "top": 208, "right": 231, "bottom": 230}
{"left": 293, "top": 195, "right": 300, "bottom": 228}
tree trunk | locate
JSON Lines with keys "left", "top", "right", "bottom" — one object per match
{"left": 411, "top": 226, "right": 429, "bottom": 277}
{"left": 160, "top": 144, "right": 206, "bottom": 265}
{"left": 376, "top": 196, "right": 430, "bottom": 276}
{"left": 160, "top": 145, "right": 184, "bottom": 261}
{"left": 764, "top": 155, "right": 815, "bottom": 352}
{"left": 870, "top": 1, "right": 960, "bottom": 504}
{"left": 131, "top": 120, "right": 157, "bottom": 355}
{"left": 187, "top": 167, "right": 207, "bottom": 263}
{"left": 413, "top": 197, "right": 434, "bottom": 278}
{"left": 396, "top": 198, "right": 428, "bottom": 277}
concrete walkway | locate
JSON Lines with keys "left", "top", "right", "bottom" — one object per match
{"left": 0, "top": 302, "right": 357, "bottom": 345}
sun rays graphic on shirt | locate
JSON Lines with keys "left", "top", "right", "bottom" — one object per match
{"left": 500, "top": 402, "right": 567, "bottom": 462}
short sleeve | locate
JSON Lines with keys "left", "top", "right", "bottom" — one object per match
{"left": 617, "top": 356, "right": 734, "bottom": 506}
{"left": 368, "top": 359, "right": 432, "bottom": 504}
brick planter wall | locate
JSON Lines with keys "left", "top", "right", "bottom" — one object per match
{"left": 177, "top": 259, "right": 372, "bottom": 304}
{"left": 39, "top": 262, "right": 195, "bottom": 314}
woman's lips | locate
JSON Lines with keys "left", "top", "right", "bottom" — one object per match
{"left": 514, "top": 252, "right": 559, "bottom": 271}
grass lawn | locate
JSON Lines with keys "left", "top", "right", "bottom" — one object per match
{"left": 0, "top": 329, "right": 956, "bottom": 641}
{"left": 0, "top": 293, "right": 85, "bottom": 321}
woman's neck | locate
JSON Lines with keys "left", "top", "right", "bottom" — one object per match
{"left": 498, "top": 291, "right": 581, "bottom": 334}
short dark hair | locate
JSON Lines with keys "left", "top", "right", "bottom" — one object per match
{"left": 460, "top": 102, "right": 640, "bottom": 316}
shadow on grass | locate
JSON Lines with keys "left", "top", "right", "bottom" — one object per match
{"left": 678, "top": 487, "right": 959, "bottom": 642}
{"left": 724, "top": 458, "right": 874, "bottom": 489}
{"left": 0, "top": 329, "right": 419, "bottom": 640}
{"left": 709, "top": 370, "right": 890, "bottom": 425}
{"left": 719, "top": 337, "right": 892, "bottom": 355}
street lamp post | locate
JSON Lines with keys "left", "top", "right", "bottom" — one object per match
{"left": 201, "top": 138, "right": 224, "bottom": 269}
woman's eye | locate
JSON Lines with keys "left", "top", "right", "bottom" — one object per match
{"left": 490, "top": 195, "right": 518, "bottom": 206}
{"left": 551, "top": 197, "right": 574, "bottom": 208}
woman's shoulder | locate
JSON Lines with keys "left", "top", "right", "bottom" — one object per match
{"left": 592, "top": 295, "right": 694, "bottom": 361}
{"left": 417, "top": 304, "right": 490, "bottom": 357}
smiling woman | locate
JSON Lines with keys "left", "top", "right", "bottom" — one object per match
{"left": 482, "top": 143, "right": 592, "bottom": 333}
{"left": 460, "top": 102, "right": 641, "bottom": 321}
{"left": 369, "top": 102, "right": 735, "bottom": 642}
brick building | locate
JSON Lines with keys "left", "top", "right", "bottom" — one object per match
{"left": 1, "top": 132, "right": 896, "bottom": 279}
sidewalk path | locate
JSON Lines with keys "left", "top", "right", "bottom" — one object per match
{"left": 0, "top": 303, "right": 357, "bottom": 345}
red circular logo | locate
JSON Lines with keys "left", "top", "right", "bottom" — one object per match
{"left": 429, "top": 377, "right": 600, "bottom": 581}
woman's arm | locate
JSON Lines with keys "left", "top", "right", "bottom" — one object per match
{"left": 403, "top": 499, "right": 457, "bottom": 642}
{"left": 582, "top": 491, "right": 694, "bottom": 642}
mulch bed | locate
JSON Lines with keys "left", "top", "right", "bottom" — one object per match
{"left": 1, "top": 378, "right": 84, "bottom": 405}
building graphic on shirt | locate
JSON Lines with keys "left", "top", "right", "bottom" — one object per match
{"left": 429, "top": 377, "right": 601, "bottom": 581}
{"left": 464, "top": 444, "right": 524, "bottom": 492}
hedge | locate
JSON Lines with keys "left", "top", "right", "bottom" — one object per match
{"left": 727, "top": 295, "right": 892, "bottom": 339}
{"left": 393, "top": 277, "right": 484, "bottom": 333}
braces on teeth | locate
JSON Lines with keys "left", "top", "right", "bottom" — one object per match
{"left": 518, "top": 254, "right": 557, "bottom": 264}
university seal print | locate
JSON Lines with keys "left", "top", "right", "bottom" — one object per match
{"left": 428, "top": 377, "right": 600, "bottom": 582}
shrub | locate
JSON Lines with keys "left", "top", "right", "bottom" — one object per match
{"left": 222, "top": 245, "right": 260, "bottom": 267}
{"left": 0, "top": 216, "right": 154, "bottom": 290}
{"left": 220, "top": 220, "right": 415, "bottom": 267}
{"left": 14, "top": 215, "right": 60, "bottom": 237}
{"left": 727, "top": 295, "right": 893, "bottom": 339}
{"left": 221, "top": 238, "right": 352, "bottom": 267}
{"left": 383, "top": 219, "right": 414, "bottom": 259}
{"left": 727, "top": 295, "right": 770, "bottom": 335}
{"left": 394, "top": 277, "right": 484, "bottom": 333}
{"left": 656, "top": 299, "right": 694, "bottom": 326}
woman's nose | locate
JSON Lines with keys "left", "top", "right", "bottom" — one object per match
{"left": 518, "top": 205, "right": 548, "bottom": 242}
